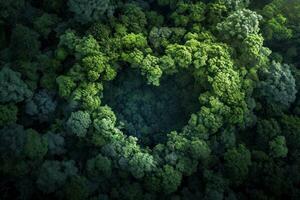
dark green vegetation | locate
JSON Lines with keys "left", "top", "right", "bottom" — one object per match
{"left": 0, "top": 0, "right": 300, "bottom": 199}
{"left": 103, "top": 68, "right": 201, "bottom": 146}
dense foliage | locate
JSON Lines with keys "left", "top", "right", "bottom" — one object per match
{"left": 0, "top": 0, "right": 300, "bottom": 199}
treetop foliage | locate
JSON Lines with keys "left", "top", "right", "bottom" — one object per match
{"left": 0, "top": 0, "right": 300, "bottom": 199}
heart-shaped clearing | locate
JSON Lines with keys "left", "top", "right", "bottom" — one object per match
{"left": 103, "top": 68, "right": 201, "bottom": 147}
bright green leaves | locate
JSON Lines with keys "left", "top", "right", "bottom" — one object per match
{"left": 182, "top": 39, "right": 248, "bottom": 135}
{"left": 56, "top": 75, "right": 76, "bottom": 98}
{"left": 217, "top": 9, "right": 262, "bottom": 41}
{"left": 1, "top": 0, "right": 299, "bottom": 198}
{"left": 166, "top": 131, "right": 210, "bottom": 160}
{"left": 66, "top": 111, "right": 91, "bottom": 138}
{"left": 140, "top": 55, "right": 162, "bottom": 86}
{"left": 143, "top": 164, "right": 182, "bottom": 194}
{"left": 121, "top": 49, "right": 144, "bottom": 66}
{"left": 219, "top": 0, "right": 250, "bottom": 11}
{"left": 121, "top": 33, "right": 164, "bottom": 86}
{"left": 159, "top": 165, "right": 182, "bottom": 194}
{"left": 261, "top": 1, "right": 293, "bottom": 41}
{"left": 73, "top": 82, "right": 103, "bottom": 110}
{"left": 92, "top": 106, "right": 116, "bottom": 130}
{"left": 122, "top": 33, "right": 148, "bottom": 49}
{"left": 165, "top": 44, "right": 192, "bottom": 69}
{"left": 212, "top": 69, "right": 244, "bottom": 104}
{"left": 89, "top": 106, "right": 129, "bottom": 167}
{"left": 159, "top": 55, "right": 176, "bottom": 74}
{"left": 112, "top": 136, "right": 157, "bottom": 179}
{"left": 165, "top": 131, "right": 210, "bottom": 175}
{"left": 82, "top": 55, "right": 107, "bottom": 81}
{"left": 56, "top": 75, "right": 76, "bottom": 97}
{"left": 91, "top": 105, "right": 117, "bottom": 146}
{"left": 56, "top": 30, "right": 116, "bottom": 110}
{"left": 128, "top": 152, "right": 157, "bottom": 179}
{"left": 263, "top": 14, "right": 293, "bottom": 41}
{"left": 58, "top": 30, "right": 79, "bottom": 51}
{"left": 240, "top": 34, "right": 271, "bottom": 68}
{"left": 74, "top": 35, "right": 101, "bottom": 59}
{"left": 149, "top": 27, "right": 172, "bottom": 50}
{"left": 187, "top": 104, "right": 224, "bottom": 136}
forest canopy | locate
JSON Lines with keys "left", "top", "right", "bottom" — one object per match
{"left": 0, "top": 0, "right": 300, "bottom": 199}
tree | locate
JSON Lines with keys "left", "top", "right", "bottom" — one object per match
{"left": 56, "top": 75, "right": 76, "bottom": 98}
{"left": 64, "top": 176, "right": 89, "bottom": 200}
{"left": 36, "top": 160, "right": 78, "bottom": 193}
{"left": 87, "top": 23, "right": 111, "bottom": 43}
{"left": 118, "top": 182, "right": 144, "bottom": 200}
{"left": 206, "top": 1, "right": 228, "bottom": 26}
{"left": 128, "top": 152, "right": 157, "bottom": 179}
{"left": 33, "top": 13, "right": 60, "bottom": 38}
{"left": 45, "top": 132, "right": 66, "bottom": 155}
{"left": 87, "top": 154, "right": 112, "bottom": 178}
{"left": 240, "top": 33, "right": 271, "bottom": 68}
{"left": 0, "top": 103, "right": 18, "bottom": 126}
{"left": 189, "top": 139, "right": 211, "bottom": 160}
{"left": 140, "top": 54, "right": 162, "bottom": 86}
{"left": 219, "top": 0, "right": 250, "bottom": 11}
{"left": 0, "top": 0, "right": 25, "bottom": 23}
{"left": 159, "top": 165, "right": 182, "bottom": 194}
{"left": 269, "top": 136, "right": 288, "bottom": 158}
{"left": 9, "top": 24, "right": 40, "bottom": 61}
{"left": 157, "top": 0, "right": 180, "bottom": 8}
{"left": 148, "top": 27, "right": 172, "bottom": 50}
{"left": 217, "top": 9, "right": 262, "bottom": 40}
{"left": 204, "top": 170, "right": 228, "bottom": 200}
{"left": 280, "top": 115, "right": 300, "bottom": 153}
{"left": 25, "top": 90, "right": 57, "bottom": 122}
{"left": 1, "top": 0, "right": 300, "bottom": 199}
{"left": 68, "top": 0, "right": 116, "bottom": 24}
{"left": 81, "top": 54, "right": 108, "bottom": 81}
{"left": 256, "top": 118, "right": 281, "bottom": 151}
{"left": 0, "top": 66, "right": 32, "bottom": 103}
{"left": 0, "top": 124, "right": 27, "bottom": 157}
{"left": 72, "top": 82, "right": 103, "bottom": 110}
{"left": 170, "top": 2, "right": 206, "bottom": 27}
{"left": 74, "top": 35, "right": 101, "bottom": 58}
{"left": 66, "top": 110, "right": 91, "bottom": 137}
{"left": 165, "top": 44, "right": 192, "bottom": 69}
{"left": 258, "top": 61, "right": 297, "bottom": 107}
{"left": 120, "top": 3, "right": 147, "bottom": 33}
{"left": 224, "top": 144, "right": 251, "bottom": 184}
{"left": 91, "top": 106, "right": 118, "bottom": 146}
{"left": 24, "top": 129, "right": 48, "bottom": 160}
{"left": 122, "top": 33, "right": 148, "bottom": 49}
{"left": 260, "top": 0, "right": 293, "bottom": 41}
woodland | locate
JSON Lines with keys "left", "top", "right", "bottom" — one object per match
{"left": 0, "top": 0, "right": 300, "bottom": 199}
